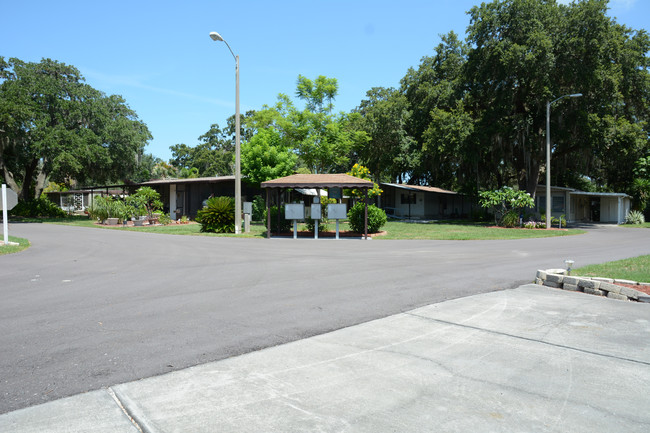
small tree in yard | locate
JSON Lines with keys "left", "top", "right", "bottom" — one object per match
{"left": 479, "top": 187, "right": 534, "bottom": 227}
{"left": 196, "top": 196, "right": 235, "bottom": 233}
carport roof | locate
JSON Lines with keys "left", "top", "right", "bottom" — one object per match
{"left": 261, "top": 174, "right": 373, "bottom": 189}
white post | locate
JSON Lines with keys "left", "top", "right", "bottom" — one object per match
{"left": 335, "top": 219, "right": 340, "bottom": 240}
{"left": 2, "top": 184, "right": 8, "bottom": 246}
{"left": 293, "top": 220, "right": 297, "bottom": 239}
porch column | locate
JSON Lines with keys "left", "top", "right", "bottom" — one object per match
{"left": 169, "top": 184, "right": 177, "bottom": 220}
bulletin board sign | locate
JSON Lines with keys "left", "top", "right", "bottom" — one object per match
{"left": 327, "top": 203, "right": 347, "bottom": 220}
{"left": 285, "top": 204, "right": 305, "bottom": 220}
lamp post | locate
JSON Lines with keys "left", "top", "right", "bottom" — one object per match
{"left": 210, "top": 31, "right": 241, "bottom": 234}
{"left": 546, "top": 93, "right": 582, "bottom": 229}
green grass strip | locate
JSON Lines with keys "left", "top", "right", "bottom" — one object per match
{"left": 573, "top": 255, "right": 650, "bottom": 283}
{"left": 0, "top": 236, "right": 30, "bottom": 255}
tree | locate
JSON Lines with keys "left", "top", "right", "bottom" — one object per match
{"left": 169, "top": 124, "right": 233, "bottom": 177}
{"left": 357, "top": 0, "right": 649, "bottom": 200}
{"left": 0, "top": 57, "right": 151, "bottom": 199}
{"left": 245, "top": 75, "right": 364, "bottom": 174}
{"left": 353, "top": 87, "right": 416, "bottom": 183}
{"left": 479, "top": 187, "right": 534, "bottom": 226}
{"left": 240, "top": 128, "right": 297, "bottom": 184}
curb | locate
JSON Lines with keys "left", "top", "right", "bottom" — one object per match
{"left": 535, "top": 269, "right": 650, "bottom": 303}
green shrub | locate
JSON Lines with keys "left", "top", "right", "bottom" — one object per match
{"left": 263, "top": 205, "right": 292, "bottom": 233}
{"left": 501, "top": 210, "right": 520, "bottom": 228}
{"left": 625, "top": 210, "right": 646, "bottom": 225}
{"left": 196, "top": 196, "right": 235, "bottom": 233}
{"left": 541, "top": 213, "right": 567, "bottom": 228}
{"left": 89, "top": 196, "right": 128, "bottom": 222}
{"left": 251, "top": 195, "right": 266, "bottom": 221}
{"left": 347, "top": 202, "right": 387, "bottom": 233}
{"left": 9, "top": 197, "right": 66, "bottom": 218}
{"left": 157, "top": 213, "right": 172, "bottom": 225}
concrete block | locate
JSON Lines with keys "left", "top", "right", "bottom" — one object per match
{"left": 614, "top": 279, "right": 637, "bottom": 285}
{"left": 619, "top": 287, "right": 641, "bottom": 300}
{"left": 535, "top": 278, "right": 543, "bottom": 285}
{"left": 584, "top": 287, "right": 605, "bottom": 296}
{"left": 579, "top": 279, "right": 601, "bottom": 290}
{"left": 546, "top": 269, "right": 566, "bottom": 275}
{"left": 536, "top": 270, "right": 547, "bottom": 280}
{"left": 563, "top": 276, "right": 581, "bottom": 286}
{"left": 546, "top": 273, "right": 564, "bottom": 284}
{"left": 638, "top": 295, "right": 650, "bottom": 303}
{"left": 544, "top": 281, "right": 562, "bottom": 289}
{"left": 592, "top": 277, "right": 614, "bottom": 283}
{"left": 562, "top": 283, "right": 580, "bottom": 292}
{"left": 599, "top": 282, "right": 622, "bottom": 294}
{"left": 607, "top": 292, "right": 629, "bottom": 301}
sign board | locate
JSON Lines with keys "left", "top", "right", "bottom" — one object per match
{"left": 329, "top": 187, "right": 342, "bottom": 200}
{"left": 243, "top": 201, "right": 252, "bottom": 215}
{"left": 0, "top": 185, "right": 18, "bottom": 211}
{"left": 327, "top": 203, "right": 347, "bottom": 220}
{"left": 310, "top": 203, "right": 322, "bottom": 219}
{"left": 285, "top": 204, "right": 305, "bottom": 220}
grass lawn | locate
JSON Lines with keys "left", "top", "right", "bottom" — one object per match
{"left": 377, "top": 220, "right": 585, "bottom": 240}
{"left": 573, "top": 255, "right": 650, "bottom": 283}
{"left": 11, "top": 216, "right": 585, "bottom": 240}
{"left": 0, "top": 235, "right": 30, "bottom": 255}
{"left": 620, "top": 222, "right": 650, "bottom": 229}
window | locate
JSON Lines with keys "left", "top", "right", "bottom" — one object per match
{"left": 537, "top": 195, "right": 545, "bottom": 211}
{"left": 552, "top": 196, "right": 565, "bottom": 212}
{"left": 401, "top": 193, "right": 416, "bottom": 204}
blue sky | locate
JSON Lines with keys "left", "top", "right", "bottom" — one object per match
{"left": 2, "top": 0, "right": 647, "bottom": 161}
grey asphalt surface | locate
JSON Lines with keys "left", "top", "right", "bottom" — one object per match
{"left": 1, "top": 222, "right": 649, "bottom": 416}
{"left": 1, "top": 284, "right": 649, "bottom": 432}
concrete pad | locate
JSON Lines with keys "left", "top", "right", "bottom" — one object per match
{"left": 110, "top": 285, "right": 650, "bottom": 433}
{"left": 0, "top": 389, "right": 140, "bottom": 433}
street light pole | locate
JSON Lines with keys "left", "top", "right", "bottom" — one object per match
{"left": 545, "top": 93, "right": 582, "bottom": 229}
{"left": 210, "top": 31, "right": 241, "bottom": 234}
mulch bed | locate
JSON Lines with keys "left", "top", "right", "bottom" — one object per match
{"left": 274, "top": 230, "right": 387, "bottom": 238}
{"left": 615, "top": 282, "right": 650, "bottom": 296}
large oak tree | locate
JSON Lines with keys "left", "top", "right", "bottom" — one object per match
{"left": 0, "top": 57, "right": 151, "bottom": 199}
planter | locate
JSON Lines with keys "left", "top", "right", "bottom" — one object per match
{"left": 133, "top": 219, "right": 145, "bottom": 227}
{"left": 106, "top": 218, "right": 119, "bottom": 225}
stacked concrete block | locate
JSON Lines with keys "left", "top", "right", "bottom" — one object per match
{"left": 535, "top": 269, "right": 649, "bottom": 303}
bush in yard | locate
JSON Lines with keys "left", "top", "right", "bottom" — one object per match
{"left": 9, "top": 197, "right": 66, "bottom": 218}
{"left": 196, "top": 196, "right": 235, "bottom": 233}
{"left": 263, "top": 205, "right": 292, "bottom": 233}
{"left": 251, "top": 195, "right": 265, "bottom": 221}
{"left": 11, "top": 198, "right": 66, "bottom": 218}
{"left": 501, "top": 210, "right": 520, "bottom": 228}
{"left": 347, "top": 202, "right": 387, "bottom": 233}
{"left": 625, "top": 210, "right": 645, "bottom": 224}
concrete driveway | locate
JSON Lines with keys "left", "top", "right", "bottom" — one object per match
{"left": 1, "top": 284, "right": 649, "bottom": 432}
{"left": 1, "top": 222, "right": 649, "bottom": 415}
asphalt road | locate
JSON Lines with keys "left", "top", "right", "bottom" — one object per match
{"left": 1, "top": 222, "right": 649, "bottom": 414}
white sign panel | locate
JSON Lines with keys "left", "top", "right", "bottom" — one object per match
{"left": 285, "top": 203, "right": 305, "bottom": 220}
{"left": 0, "top": 185, "right": 18, "bottom": 211}
{"left": 310, "top": 203, "right": 322, "bottom": 219}
{"left": 243, "top": 201, "right": 252, "bottom": 215}
{"left": 327, "top": 203, "right": 347, "bottom": 220}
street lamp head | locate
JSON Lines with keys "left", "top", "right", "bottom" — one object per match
{"left": 209, "top": 31, "right": 224, "bottom": 42}
{"left": 570, "top": 93, "right": 583, "bottom": 98}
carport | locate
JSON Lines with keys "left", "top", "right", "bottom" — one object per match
{"left": 261, "top": 174, "right": 374, "bottom": 239}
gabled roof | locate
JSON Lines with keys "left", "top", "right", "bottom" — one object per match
{"left": 261, "top": 174, "right": 373, "bottom": 189}
{"left": 382, "top": 183, "right": 458, "bottom": 195}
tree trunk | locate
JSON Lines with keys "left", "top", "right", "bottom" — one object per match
{"left": 21, "top": 159, "right": 39, "bottom": 201}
